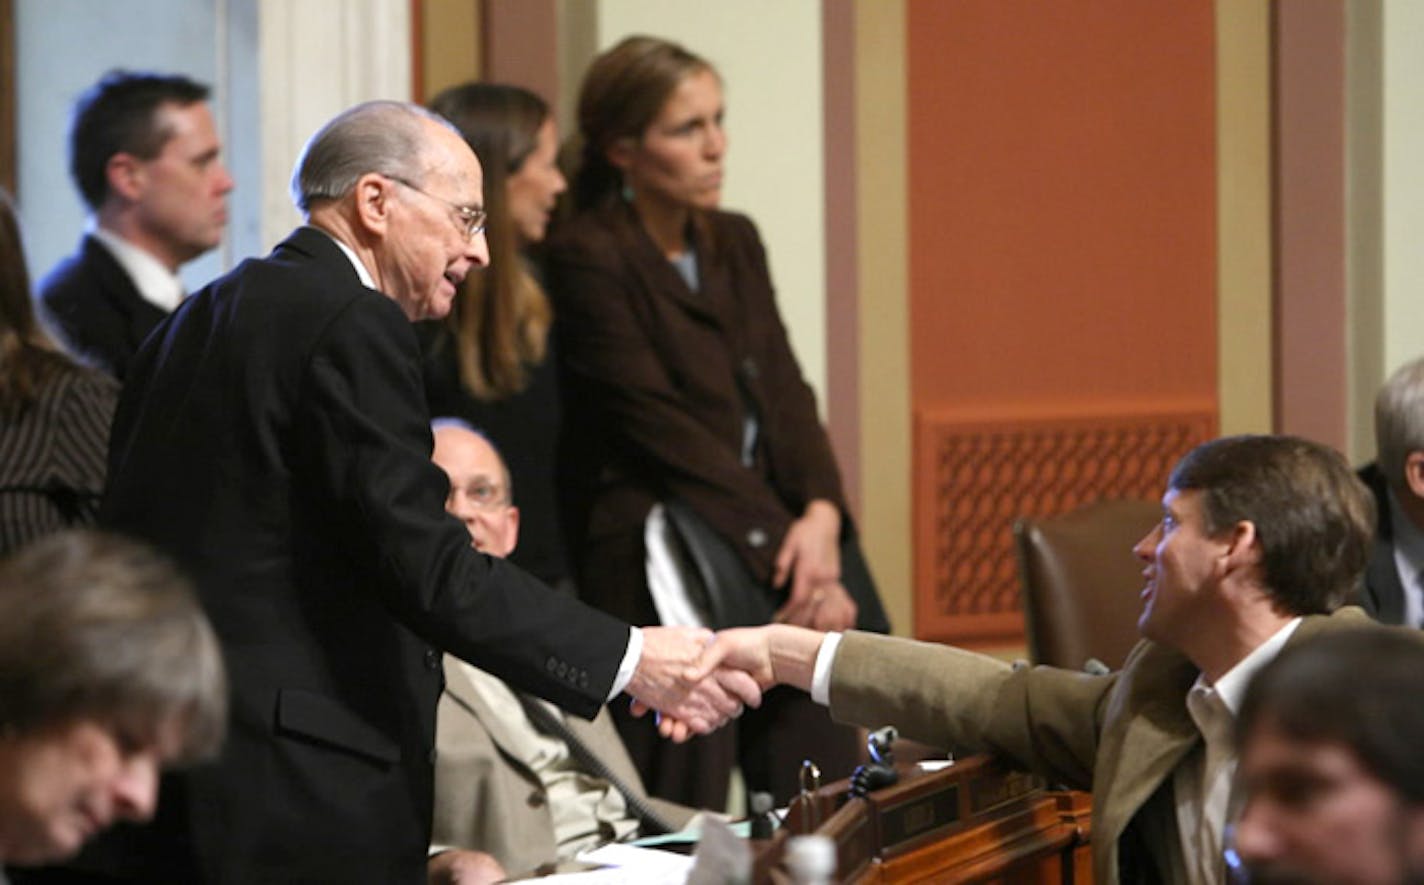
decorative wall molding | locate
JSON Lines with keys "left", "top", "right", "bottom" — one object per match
{"left": 914, "top": 407, "right": 1215, "bottom": 647}
{"left": 258, "top": 0, "right": 410, "bottom": 247}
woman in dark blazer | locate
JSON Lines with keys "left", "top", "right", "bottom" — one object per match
{"left": 546, "top": 35, "right": 888, "bottom": 809}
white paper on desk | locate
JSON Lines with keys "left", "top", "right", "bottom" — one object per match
{"left": 560, "top": 843, "right": 692, "bottom": 883}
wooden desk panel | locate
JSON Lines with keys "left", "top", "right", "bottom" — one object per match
{"left": 759, "top": 756, "right": 1091, "bottom": 884}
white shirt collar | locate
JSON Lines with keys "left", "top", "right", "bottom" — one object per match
{"left": 1194, "top": 616, "right": 1303, "bottom": 717}
{"left": 315, "top": 227, "right": 376, "bottom": 290}
{"left": 89, "top": 224, "right": 185, "bottom": 312}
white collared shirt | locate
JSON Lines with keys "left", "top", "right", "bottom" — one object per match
{"left": 90, "top": 225, "right": 185, "bottom": 312}
{"left": 1387, "top": 488, "right": 1424, "bottom": 628}
{"left": 1174, "top": 617, "right": 1302, "bottom": 885}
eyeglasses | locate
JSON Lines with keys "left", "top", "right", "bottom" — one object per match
{"left": 389, "top": 175, "right": 487, "bottom": 240}
{"left": 450, "top": 478, "right": 509, "bottom": 512}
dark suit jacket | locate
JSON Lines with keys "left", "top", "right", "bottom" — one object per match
{"left": 829, "top": 607, "right": 1381, "bottom": 885}
{"left": 98, "top": 227, "right": 630, "bottom": 884}
{"left": 1359, "top": 461, "right": 1409, "bottom": 624}
{"left": 38, "top": 235, "right": 169, "bottom": 380}
{"left": 544, "top": 203, "right": 849, "bottom": 627}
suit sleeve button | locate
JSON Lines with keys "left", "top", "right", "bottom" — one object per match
{"left": 528, "top": 790, "right": 547, "bottom": 808}
{"left": 747, "top": 528, "right": 767, "bottom": 548}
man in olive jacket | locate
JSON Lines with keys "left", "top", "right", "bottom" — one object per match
{"left": 699, "top": 435, "right": 1382, "bottom": 883}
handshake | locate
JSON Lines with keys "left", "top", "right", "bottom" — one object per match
{"left": 624, "top": 623, "right": 829, "bottom": 742}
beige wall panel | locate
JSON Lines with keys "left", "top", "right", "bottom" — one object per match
{"left": 1215, "top": 0, "right": 1273, "bottom": 437}
{"left": 854, "top": 0, "right": 911, "bottom": 636}
{"left": 1381, "top": 2, "right": 1424, "bottom": 381}
{"left": 1348, "top": 0, "right": 1383, "bottom": 461}
{"left": 421, "top": 0, "right": 481, "bottom": 101}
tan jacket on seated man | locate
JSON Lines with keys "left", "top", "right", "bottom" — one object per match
{"left": 427, "top": 420, "right": 699, "bottom": 884}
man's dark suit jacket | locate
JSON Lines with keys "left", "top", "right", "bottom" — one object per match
{"left": 38, "top": 235, "right": 169, "bottom": 380}
{"left": 1359, "top": 461, "right": 1411, "bottom": 624}
{"left": 97, "top": 227, "right": 630, "bottom": 883}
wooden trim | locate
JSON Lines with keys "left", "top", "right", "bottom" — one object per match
{"left": 823, "top": 0, "right": 861, "bottom": 518}
{"left": 0, "top": 0, "right": 14, "bottom": 197}
{"left": 1272, "top": 0, "right": 1348, "bottom": 449}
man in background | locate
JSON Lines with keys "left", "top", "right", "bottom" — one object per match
{"left": 426, "top": 420, "right": 698, "bottom": 883}
{"left": 39, "top": 70, "right": 233, "bottom": 380}
{"left": 1360, "top": 355, "right": 1424, "bottom": 627}
{"left": 1233, "top": 628, "right": 1424, "bottom": 883}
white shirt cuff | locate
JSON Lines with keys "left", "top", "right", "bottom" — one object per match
{"left": 609, "top": 626, "right": 643, "bottom": 700}
{"left": 809, "top": 632, "right": 843, "bottom": 706}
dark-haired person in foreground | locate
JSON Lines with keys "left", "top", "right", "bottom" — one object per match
{"left": 84, "top": 99, "right": 754, "bottom": 883}
{"left": 696, "top": 435, "right": 1378, "bottom": 884}
{"left": 0, "top": 531, "right": 225, "bottom": 874}
{"left": 39, "top": 70, "right": 233, "bottom": 380}
{"left": 1232, "top": 629, "right": 1424, "bottom": 884}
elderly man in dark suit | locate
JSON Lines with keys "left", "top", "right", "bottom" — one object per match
{"left": 1359, "top": 355, "right": 1424, "bottom": 627}
{"left": 79, "top": 100, "right": 754, "bottom": 884}
{"left": 39, "top": 71, "right": 234, "bottom": 380}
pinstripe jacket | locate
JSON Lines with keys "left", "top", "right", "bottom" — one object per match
{"left": 0, "top": 358, "right": 118, "bottom": 557}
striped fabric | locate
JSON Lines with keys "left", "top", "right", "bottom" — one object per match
{"left": 0, "top": 364, "right": 119, "bottom": 558}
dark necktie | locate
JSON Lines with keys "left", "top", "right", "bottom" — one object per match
{"left": 516, "top": 694, "right": 678, "bottom": 835}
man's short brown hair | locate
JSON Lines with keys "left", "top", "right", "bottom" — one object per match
{"left": 1168, "top": 435, "right": 1373, "bottom": 615}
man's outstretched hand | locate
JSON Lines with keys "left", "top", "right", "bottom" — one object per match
{"left": 625, "top": 626, "right": 764, "bottom": 742}
{"left": 686, "top": 624, "right": 828, "bottom": 696}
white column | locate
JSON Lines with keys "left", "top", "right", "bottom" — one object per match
{"left": 258, "top": 0, "right": 411, "bottom": 247}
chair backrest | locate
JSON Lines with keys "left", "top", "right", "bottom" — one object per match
{"left": 1012, "top": 499, "right": 1161, "bottom": 671}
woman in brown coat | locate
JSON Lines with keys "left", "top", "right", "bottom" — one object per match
{"left": 545, "top": 36, "right": 888, "bottom": 809}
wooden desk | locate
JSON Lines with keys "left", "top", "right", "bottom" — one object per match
{"left": 755, "top": 756, "right": 1091, "bottom": 883}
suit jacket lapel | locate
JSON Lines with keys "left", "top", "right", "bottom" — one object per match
{"left": 1093, "top": 645, "right": 1200, "bottom": 851}
{"left": 611, "top": 203, "right": 726, "bottom": 329}
{"left": 82, "top": 235, "right": 168, "bottom": 343}
{"left": 440, "top": 659, "right": 542, "bottom": 771}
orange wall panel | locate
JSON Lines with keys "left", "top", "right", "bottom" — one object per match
{"left": 907, "top": 0, "right": 1217, "bottom": 408}
{"left": 905, "top": 1, "right": 1219, "bottom": 643}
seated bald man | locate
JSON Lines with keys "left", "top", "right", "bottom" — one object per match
{"left": 427, "top": 419, "right": 699, "bottom": 884}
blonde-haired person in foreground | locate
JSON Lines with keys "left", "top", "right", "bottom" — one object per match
{"left": 0, "top": 531, "right": 225, "bottom": 872}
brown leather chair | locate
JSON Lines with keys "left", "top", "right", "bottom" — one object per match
{"left": 1012, "top": 499, "right": 1161, "bottom": 672}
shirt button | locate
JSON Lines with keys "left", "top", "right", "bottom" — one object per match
{"left": 424, "top": 649, "right": 440, "bottom": 670}
{"left": 747, "top": 528, "right": 768, "bottom": 548}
